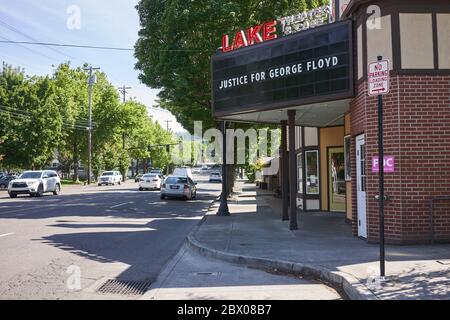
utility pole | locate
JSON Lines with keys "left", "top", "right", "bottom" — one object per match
{"left": 164, "top": 120, "right": 172, "bottom": 131}
{"left": 84, "top": 66, "right": 100, "bottom": 185}
{"left": 118, "top": 85, "right": 132, "bottom": 103}
{"left": 118, "top": 85, "right": 131, "bottom": 181}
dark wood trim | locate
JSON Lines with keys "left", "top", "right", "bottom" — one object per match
{"left": 344, "top": 0, "right": 450, "bottom": 18}
{"left": 393, "top": 69, "right": 450, "bottom": 75}
{"left": 391, "top": 11, "right": 402, "bottom": 73}
{"left": 293, "top": 127, "right": 322, "bottom": 211}
{"left": 353, "top": 0, "right": 450, "bottom": 80}
{"left": 361, "top": 3, "right": 368, "bottom": 80}
{"left": 432, "top": 13, "right": 439, "bottom": 70}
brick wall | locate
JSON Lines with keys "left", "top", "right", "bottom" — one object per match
{"left": 350, "top": 74, "right": 450, "bottom": 244}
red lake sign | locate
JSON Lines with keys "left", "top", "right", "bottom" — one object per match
{"left": 221, "top": 20, "right": 277, "bottom": 53}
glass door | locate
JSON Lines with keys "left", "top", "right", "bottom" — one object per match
{"left": 328, "top": 147, "right": 346, "bottom": 212}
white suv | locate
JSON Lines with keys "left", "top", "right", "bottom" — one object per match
{"left": 8, "top": 170, "right": 61, "bottom": 198}
{"left": 98, "top": 171, "right": 122, "bottom": 186}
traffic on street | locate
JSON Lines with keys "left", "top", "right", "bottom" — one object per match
{"left": 1, "top": 0, "right": 448, "bottom": 308}
{"left": 0, "top": 173, "right": 221, "bottom": 299}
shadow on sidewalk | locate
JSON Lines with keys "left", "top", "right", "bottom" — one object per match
{"left": 194, "top": 181, "right": 450, "bottom": 300}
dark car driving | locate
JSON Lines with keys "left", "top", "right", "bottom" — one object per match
{"left": 0, "top": 175, "right": 17, "bottom": 189}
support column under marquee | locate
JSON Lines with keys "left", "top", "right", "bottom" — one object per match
{"left": 217, "top": 121, "right": 230, "bottom": 216}
{"left": 280, "top": 120, "right": 289, "bottom": 221}
{"left": 288, "top": 110, "right": 298, "bottom": 230}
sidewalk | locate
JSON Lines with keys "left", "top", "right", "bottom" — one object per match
{"left": 188, "top": 180, "right": 450, "bottom": 300}
{"left": 142, "top": 244, "right": 342, "bottom": 300}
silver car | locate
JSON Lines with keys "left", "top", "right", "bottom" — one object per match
{"left": 160, "top": 176, "right": 197, "bottom": 200}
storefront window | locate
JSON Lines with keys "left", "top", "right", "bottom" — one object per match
{"left": 305, "top": 150, "right": 319, "bottom": 195}
{"left": 344, "top": 135, "right": 351, "bottom": 181}
{"left": 297, "top": 153, "right": 303, "bottom": 194}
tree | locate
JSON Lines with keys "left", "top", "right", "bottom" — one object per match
{"left": 0, "top": 62, "right": 172, "bottom": 179}
{"left": 53, "top": 63, "right": 123, "bottom": 181}
{"left": 135, "top": 0, "right": 314, "bottom": 133}
{"left": 52, "top": 63, "right": 89, "bottom": 181}
{"left": 149, "top": 121, "right": 175, "bottom": 171}
{"left": 0, "top": 64, "right": 62, "bottom": 169}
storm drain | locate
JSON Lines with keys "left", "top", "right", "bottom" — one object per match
{"left": 193, "top": 272, "right": 220, "bottom": 276}
{"left": 96, "top": 279, "right": 151, "bottom": 296}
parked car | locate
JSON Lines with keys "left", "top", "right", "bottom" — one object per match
{"left": 139, "top": 173, "right": 163, "bottom": 191}
{"left": 134, "top": 174, "right": 143, "bottom": 183}
{"left": 0, "top": 175, "right": 17, "bottom": 189}
{"left": 172, "top": 167, "right": 194, "bottom": 180}
{"left": 192, "top": 167, "right": 201, "bottom": 174}
{"left": 98, "top": 171, "right": 122, "bottom": 186}
{"left": 8, "top": 170, "right": 61, "bottom": 198}
{"left": 149, "top": 168, "right": 163, "bottom": 175}
{"left": 209, "top": 171, "right": 222, "bottom": 183}
{"left": 160, "top": 175, "right": 197, "bottom": 200}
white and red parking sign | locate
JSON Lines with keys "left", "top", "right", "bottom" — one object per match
{"left": 368, "top": 59, "right": 390, "bottom": 96}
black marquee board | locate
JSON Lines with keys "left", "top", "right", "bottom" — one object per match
{"left": 212, "top": 19, "right": 354, "bottom": 117}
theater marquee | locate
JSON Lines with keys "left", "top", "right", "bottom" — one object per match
{"left": 212, "top": 20, "right": 354, "bottom": 117}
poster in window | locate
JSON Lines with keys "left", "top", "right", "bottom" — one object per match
{"left": 344, "top": 135, "right": 351, "bottom": 181}
{"left": 305, "top": 150, "right": 319, "bottom": 195}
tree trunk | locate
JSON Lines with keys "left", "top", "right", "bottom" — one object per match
{"left": 143, "top": 159, "right": 147, "bottom": 173}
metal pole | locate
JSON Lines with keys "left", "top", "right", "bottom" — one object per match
{"left": 164, "top": 120, "right": 172, "bottom": 131}
{"left": 377, "top": 55, "right": 385, "bottom": 278}
{"left": 281, "top": 120, "right": 289, "bottom": 221}
{"left": 288, "top": 110, "right": 298, "bottom": 230}
{"left": 119, "top": 85, "right": 132, "bottom": 103}
{"left": 217, "top": 121, "right": 230, "bottom": 216}
{"left": 87, "top": 67, "right": 93, "bottom": 185}
{"left": 84, "top": 66, "right": 99, "bottom": 185}
{"left": 122, "top": 132, "right": 126, "bottom": 182}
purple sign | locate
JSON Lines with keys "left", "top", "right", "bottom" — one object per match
{"left": 372, "top": 156, "right": 395, "bottom": 173}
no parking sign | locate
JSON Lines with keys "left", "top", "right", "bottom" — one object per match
{"left": 368, "top": 59, "right": 390, "bottom": 96}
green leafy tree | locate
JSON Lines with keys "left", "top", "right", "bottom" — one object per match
{"left": 135, "top": 0, "right": 314, "bottom": 133}
{"left": 149, "top": 122, "right": 175, "bottom": 171}
{"left": 53, "top": 63, "right": 123, "bottom": 181}
{"left": 0, "top": 65, "right": 62, "bottom": 169}
{"left": 53, "top": 63, "right": 89, "bottom": 181}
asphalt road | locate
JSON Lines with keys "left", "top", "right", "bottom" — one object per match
{"left": 0, "top": 174, "right": 221, "bottom": 299}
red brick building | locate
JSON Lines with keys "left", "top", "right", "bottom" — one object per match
{"left": 345, "top": 0, "right": 450, "bottom": 244}
{"left": 212, "top": 0, "right": 450, "bottom": 244}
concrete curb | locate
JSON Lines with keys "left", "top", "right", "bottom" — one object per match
{"left": 140, "top": 195, "right": 221, "bottom": 300}
{"left": 186, "top": 217, "right": 379, "bottom": 300}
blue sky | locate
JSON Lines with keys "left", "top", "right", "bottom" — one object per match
{"left": 0, "top": 0, "right": 185, "bottom": 132}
